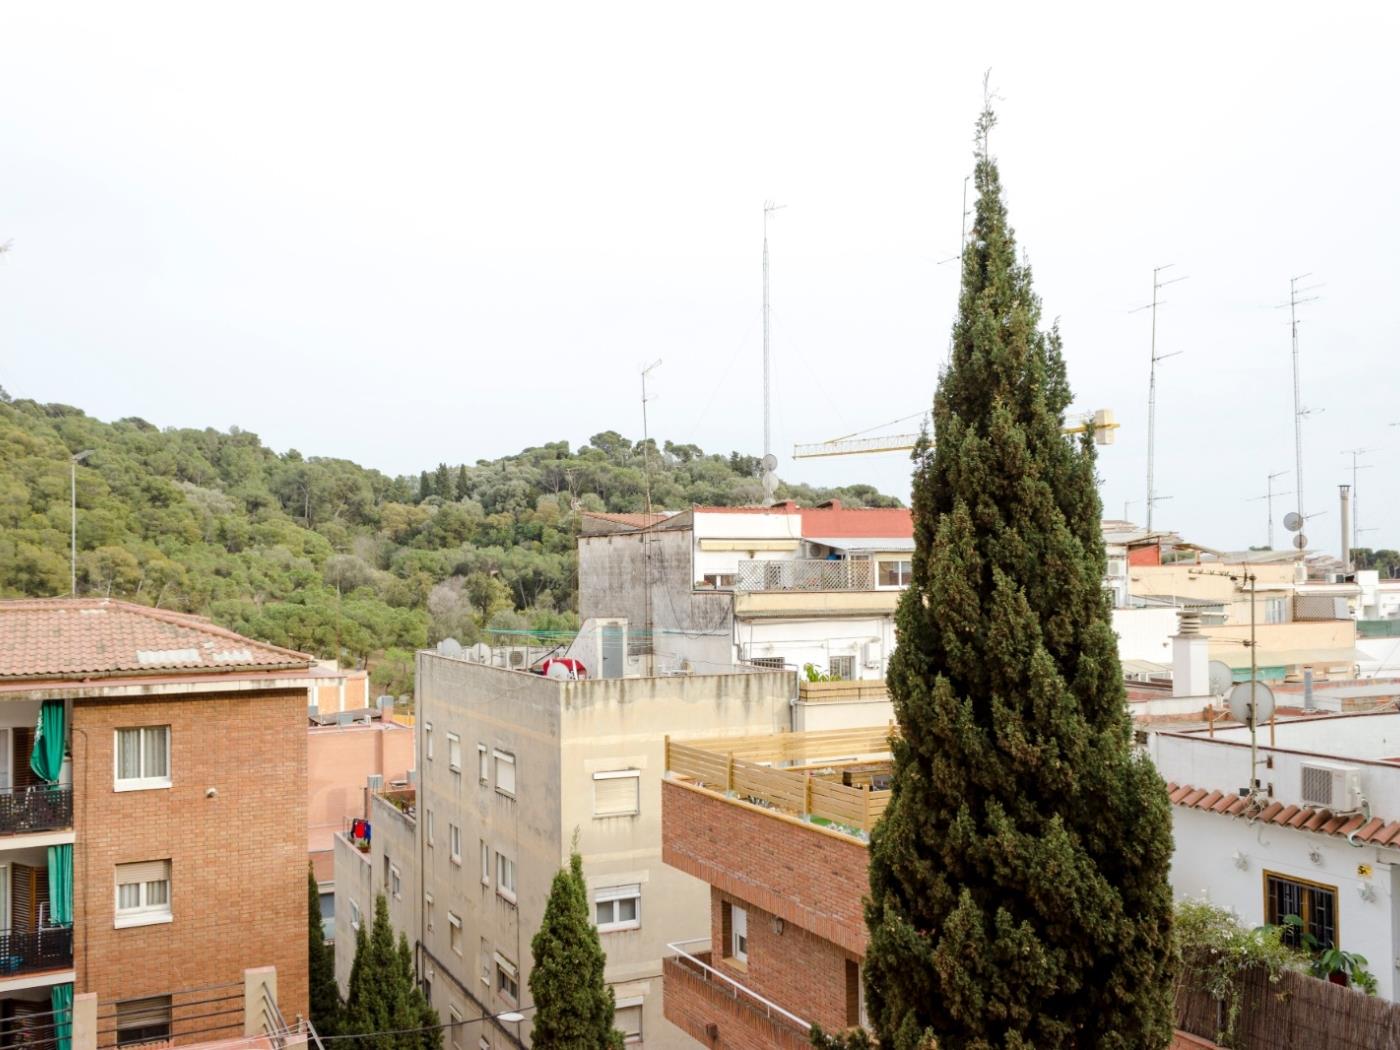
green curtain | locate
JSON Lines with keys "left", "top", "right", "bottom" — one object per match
{"left": 47, "top": 844, "right": 73, "bottom": 926}
{"left": 29, "top": 700, "right": 65, "bottom": 784}
{"left": 51, "top": 983, "right": 73, "bottom": 1050}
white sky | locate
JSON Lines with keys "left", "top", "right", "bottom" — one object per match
{"left": 2, "top": 3, "right": 1397, "bottom": 553}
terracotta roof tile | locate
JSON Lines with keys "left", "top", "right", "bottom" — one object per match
{"left": 1170, "top": 783, "right": 1397, "bottom": 846}
{"left": 0, "top": 599, "right": 314, "bottom": 680}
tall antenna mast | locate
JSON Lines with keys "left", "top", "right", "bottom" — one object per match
{"left": 1341, "top": 447, "right": 1377, "bottom": 553}
{"left": 1131, "top": 264, "right": 1187, "bottom": 530}
{"left": 1285, "top": 274, "right": 1322, "bottom": 522}
{"left": 762, "top": 201, "right": 784, "bottom": 505}
{"left": 640, "top": 359, "right": 662, "bottom": 513}
{"left": 1245, "top": 470, "right": 1292, "bottom": 550}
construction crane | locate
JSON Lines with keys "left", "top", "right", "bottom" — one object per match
{"left": 792, "top": 408, "right": 1120, "bottom": 460}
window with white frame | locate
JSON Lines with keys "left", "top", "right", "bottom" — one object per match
{"left": 614, "top": 998, "right": 643, "bottom": 1043}
{"left": 495, "top": 954, "right": 519, "bottom": 1003}
{"left": 1265, "top": 597, "right": 1287, "bottom": 624}
{"left": 448, "top": 1008, "right": 462, "bottom": 1050}
{"left": 828, "top": 655, "right": 855, "bottom": 681}
{"left": 114, "top": 860, "right": 171, "bottom": 928}
{"left": 447, "top": 733, "right": 462, "bottom": 772}
{"left": 877, "top": 558, "right": 912, "bottom": 588}
{"left": 114, "top": 726, "right": 171, "bottom": 790}
{"left": 390, "top": 864, "right": 402, "bottom": 900}
{"left": 496, "top": 852, "right": 516, "bottom": 903}
{"left": 480, "top": 840, "right": 491, "bottom": 886}
{"left": 594, "top": 884, "right": 641, "bottom": 932}
{"left": 449, "top": 824, "right": 462, "bottom": 865}
{"left": 426, "top": 809, "right": 434, "bottom": 847}
{"left": 425, "top": 722, "right": 434, "bottom": 761}
{"left": 448, "top": 912, "right": 463, "bottom": 955}
{"left": 425, "top": 893, "right": 434, "bottom": 932}
{"left": 477, "top": 744, "right": 489, "bottom": 784}
{"left": 493, "top": 750, "right": 516, "bottom": 796}
{"left": 593, "top": 770, "right": 640, "bottom": 817}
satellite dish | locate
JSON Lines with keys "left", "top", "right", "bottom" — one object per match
{"left": 1227, "top": 680, "right": 1276, "bottom": 726}
{"left": 1283, "top": 511, "right": 1303, "bottom": 532}
{"left": 546, "top": 661, "right": 575, "bottom": 680}
{"left": 437, "top": 638, "right": 463, "bottom": 659}
{"left": 1208, "top": 660, "right": 1234, "bottom": 697}
{"left": 1293, "top": 533, "right": 1308, "bottom": 550}
{"left": 467, "top": 642, "right": 492, "bottom": 664}
{"left": 761, "top": 453, "right": 778, "bottom": 472}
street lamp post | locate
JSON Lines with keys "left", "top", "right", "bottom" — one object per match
{"left": 70, "top": 450, "right": 94, "bottom": 595}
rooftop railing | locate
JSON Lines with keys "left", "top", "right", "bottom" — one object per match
{"left": 733, "top": 559, "right": 873, "bottom": 593}
{"left": 665, "top": 940, "right": 811, "bottom": 1032}
{"left": 0, "top": 924, "right": 74, "bottom": 977}
{"left": 0, "top": 784, "right": 72, "bottom": 836}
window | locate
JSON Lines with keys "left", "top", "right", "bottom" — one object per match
{"left": 1266, "top": 872, "right": 1338, "bottom": 949}
{"left": 426, "top": 809, "right": 435, "bottom": 847}
{"left": 494, "top": 750, "right": 516, "bottom": 796}
{"left": 701, "top": 573, "right": 736, "bottom": 590}
{"left": 450, "top": 824, "right": 462, "bottom": 865}
{"left": 448, "top": 912, "right": 463, "bottom": 955}
{"left": 480, "top": 938, "right": 491, "bottom": 986}
{"left": 114, "top": 726, "right": 171, "bottom": 790}
{"left": 496, "top": 853, "right": 517, "bottom": 903}
{"left": 116, "top": 996, "right": 172, "bottom": 1047}
{"left": 828, "top": 655, "right": 855, "bottom": 680}
{"left": 495, "top": 954, "right": 519, "bottom": 1003}
{"left": 425, "top": 893, "right": 434, "bottom": 932}
{"left": 749, "top": 656, "right": 786, "bottom": 670}
{"left": 595, "top": 885, "right": 641, "bottom": 932}
{"left": 614, "top": 998, "right": 643, "bottom": 1044}
{"left": 349, "top": 899, "right": 362, "bottom": 931}
{"left": 593, "top": 770, "right": 641, "bottom": 817}
{"left": 448, "top": 1008, "right": 462, "bottom": 1050}
{"left": 390, "top": 864, "right": 402, "bottom": 900}
{"left": 319, "top": 891, "right": 335, "bottom": 942}
{"left": 725, "top": 903, "right": 748, "bottom": 964}
{"left": 425, "top": 722, "right": 434, "bottom": 761}
{"left": 477, "top": 744, "right": 489, "bottom": 784}
{"left": 1265, "top": 597, "right": 1287, "bottom": 625}
{"left": 877, "top": 559, "right": 912, "bottom": 588}
{"left": 480, "top": 841, "right": 491, "bottom": 886}
{"left": 447, "top": 733, "right": 462, "bottom": 772}
{"left": 115, "top": 860, "right": 171, "bottom": 928}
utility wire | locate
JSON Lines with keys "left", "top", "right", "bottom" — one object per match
{"left": 316, "top": 1006, "right": 535, "bottom": 1043}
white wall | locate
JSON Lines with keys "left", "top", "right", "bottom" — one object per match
{"left": 1111, "top": 607, "right": 1179, "bottom": 665}
{"left": 1170, "top": 806, "right": 1400, "bottom": 999}
{"left": 737, "top": 615, "right": 894, "bottom": 680}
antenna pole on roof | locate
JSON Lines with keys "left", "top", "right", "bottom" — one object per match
{"left": 762, "top": 201, "right": 785, "bottom": 506}
{"left": 1283, "top": 274, "right": 1323, "bottom": 525}
{"left": 640, "top": 359, "right": 662, "bottom": 514}
{"left": 1131, "top": 265, "right": 1187, "bottom": 532}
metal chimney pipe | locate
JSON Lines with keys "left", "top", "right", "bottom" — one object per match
{"left": 1340, "top": 484, "right": 1352, "bottom": 570}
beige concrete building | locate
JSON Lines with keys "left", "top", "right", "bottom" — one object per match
{"left": 333, "top": 787, "right": 420, "bottom": 993}
{"left": 404, "top": 651, "right": 800, "bottom": 1049}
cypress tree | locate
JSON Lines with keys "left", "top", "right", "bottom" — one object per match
{"left": 434, "top": 463, "right": 453, "bottom": 501}
{"left": 343, "top": 895, "right": 439, "bottom": 1050}
{"left": 529, "top": 852, "right": 624, "bottom": 1050}
{"left": 860, "top": 104, "right": 1176, "bottom": 1049}
{"left": 419, "top": 470, "right": 432, "bottom": 502}
{"left": 456, "top": 464, "right": 469, "bottom": 500}
{"left": 308, "top": 867, "right": 341, "bottom": 1035}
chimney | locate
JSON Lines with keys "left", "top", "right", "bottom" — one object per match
{"left": 1340, "top": 484, "right": 1352, "bottom": 570}
{"left": 1172, "top": 610, "right": 1209, "bottom": 698}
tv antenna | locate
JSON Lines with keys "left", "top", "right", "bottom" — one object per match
{"left": 1279, "top": 274, "right": 1323, "bottom": 523}
{"left": 1341, "top": 447, "right": 1378, "bottom": 552}
{"left": 640, "top": 359, "right": 662, "bottom": 513}
{"left": 1131, "top": 264, "right": 1187, "bottom": 531}
{"left": 762, "top": 201, "right": 785, "bottom": 505}
{"left": 1244, "top": 470, "right": 1292, "bottom": 550}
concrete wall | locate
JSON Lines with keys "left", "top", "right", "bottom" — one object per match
{"left": 308, "top": 720, "right": 415, "bottom": 880}
{"left": 738, "top": 614, "right": 894, "bottom": 681}
{"left": 1111, "top": 607, "right": 1180, "bottom": 665}
{"left": 333, "top": 831, "right": 372, "bottom": 994}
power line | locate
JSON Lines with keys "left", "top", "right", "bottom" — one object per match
{"left": 317, "top": 1006, "right": 534, "bottom": 1043}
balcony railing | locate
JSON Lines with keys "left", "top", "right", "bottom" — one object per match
{"left": 734, "top": 559, "right": 872, "bottom": 593}
{"left": 0, "top": 785, "right": 72, "bottom": 836}
{"left": 0, "top": 924, "right": 74, "bottom": 977}
{"left": 665, "top": 940, "right": 811, "bottom": 1032}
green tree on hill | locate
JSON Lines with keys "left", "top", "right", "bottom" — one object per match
{"left": 857, "top": 104, "right": 1176, "bottom": 1049}
{"left": 529, "top": 850, "right": 623, "bottom": 1050}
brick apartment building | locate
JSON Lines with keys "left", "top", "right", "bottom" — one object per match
{"left": 0, "top": 598, "right": 316, "bottom": 1043}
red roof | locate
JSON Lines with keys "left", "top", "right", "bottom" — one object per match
{"left": 798, "top": 500, "right": 911, "bottom": 539}
{"left": 0, "top": 598, "right": 315, "bottom": 680}
{"left": 1167, "top": 781, "right": 1400, "bottom": 846}
{"left": 580, "top": 512, "right": 674, "bottom": 530}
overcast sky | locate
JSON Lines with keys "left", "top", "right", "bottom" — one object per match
{"left": 2, "top": 3, "right": 1397, "bottom": 553}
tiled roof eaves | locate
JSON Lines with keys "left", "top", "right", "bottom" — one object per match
{"left": 1167, "top": 781, "right": 1400, "bottom": 846}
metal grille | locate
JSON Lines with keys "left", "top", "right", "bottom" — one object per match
{"left": 733, "top": 559, "right": 872, "bottom": 593}
{"left": 1301, "top": 766, "right": 1334, "bottom": 807}
{"left": 0, "top": 925, "right": 73, "bottom": 977}
{"left": 0, "top": 785, "right": 72, "bottom": 835}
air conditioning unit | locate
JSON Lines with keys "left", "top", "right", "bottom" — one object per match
{"left": 861, "top": 640, "right": 882, "bottom": 670}
{"left": 1300, "top": 761, "right": 1362, "bottom": 812}
{"left": 1294, "top": 562, "right": 1308, "bottom": 585}
{"left": 366, "top": 774, "right": 384, "bottom": 792}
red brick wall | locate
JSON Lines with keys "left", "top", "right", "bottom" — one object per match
{"left": 72, "top": 689, "right": 308, "bottom": 1031}
{"left": 662, "top": 778, "right": 869, "bottom": 956}
{"left": 662, "top": 956, "right": 813, "bottom": 1050}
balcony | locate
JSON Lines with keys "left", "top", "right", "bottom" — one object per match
{"left": 0, "top": 786, "right": 72, "bottom": 837}
{"left": 0, "top": 925, "right": 73, "bottom": 979}
{"left": 663, "top": 941, "right": 812, "bottom": 1050}
{"left": 734, "top": 559, "right": 872, "bottom": 593}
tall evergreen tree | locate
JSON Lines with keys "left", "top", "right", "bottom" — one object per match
{"left": 529, "top": 852, "right": 624, "bottom": 1050}
{"left": 342, "top": 895, "right": 441, "bottom": 1050}
{"left": 456, "top": 464, "right": 469, "bottom": 500}
{"left": 434, "top": 463, "right": 453, "bottom": 501}
{"left": 859, "top": 104, "right": 1176, "bottom": 1049}
{"left": 418, "top": 470, "right": 432, "bottom": 502}
{"left": 308, "top": 867, "right": 341, "bottom": 1035}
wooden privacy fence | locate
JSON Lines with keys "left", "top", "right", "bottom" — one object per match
{"left": 666, "top": 728, "right": 894, "bottom": 834}
{"left": 1176, "top": 966, "right": 1400, "bottom": 1049}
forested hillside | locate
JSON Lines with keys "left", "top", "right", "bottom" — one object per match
{"left": 0, "top": 393, "right": 900, "bottom": 688}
